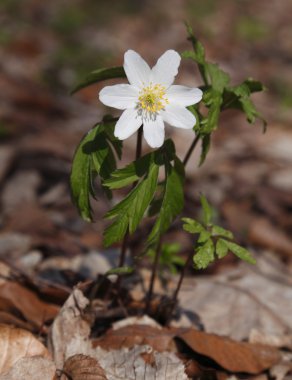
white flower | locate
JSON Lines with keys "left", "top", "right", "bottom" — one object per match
{"left": 99, "top": 50, "right": 203, "bottom": 148}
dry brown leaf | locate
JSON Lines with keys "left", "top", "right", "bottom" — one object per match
{"left": 0, "top": 280, "right": 59, "bottom": 328}
{"left": 249, "top": 218, "right": 292, "bottom": 259}
{"left": 176, "top": 328, "right": 281, "bottom": 374}
{"left": 0, "top": 324, "right": 50, "bottom": 374}
{"left": 60, "top": 354, "right": 107, "bottom": 380}
{"left": 0, "top": 356, "right": 55, "bottom": 380}
{"left": 93, "top": 324, "right": 175, "bottom": 353}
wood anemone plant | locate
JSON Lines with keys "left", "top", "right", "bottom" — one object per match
{"left": 70, "top": 24, "right": 266, "bottom": 323}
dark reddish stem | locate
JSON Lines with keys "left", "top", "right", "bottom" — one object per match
{"left": 166, "top": 246, "right": 195, "bottom": 324}
{"left": 183, "top": 134, "right": 200, "bottom": 166}
{"left": 145, "top": 239, "right": 162, "bottom": 314}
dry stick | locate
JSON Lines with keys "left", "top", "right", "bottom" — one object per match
{"left": 145, "top": 239, "right": 162, "bottom": 314}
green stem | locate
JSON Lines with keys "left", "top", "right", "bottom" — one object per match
{"left": 118, "top": 127, "right": 143, "bottom": 268}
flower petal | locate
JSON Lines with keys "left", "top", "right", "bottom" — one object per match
{"left": 124, "top": 50, "right": 151, "bottom": 88}
{"left": 143, "top": 116, "right": 165, "bottom": 148}
{"left": 99, "top": 84, "right": 139, "bottom": 110}
{"left": 151, "top": 50, "right": 181, "bottom": 88}
{"left": 114, "top": 109, "right": 142, "bottom": 140}
{"left": 161, "top": 105, "right": 196, "bottom": 129}
{"left": 166, "top": 85, "right": 203, "bottom": 107}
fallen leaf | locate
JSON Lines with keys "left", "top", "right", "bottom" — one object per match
{"left": 176, "top": 328, "right": 280, "bottom": 374}
{"left": 93, "top": 324, "right": 176, "bottom": 353}
{"left": 0, "top": 281, "right": 59, "bottom": 329}
{"left": 48, "top": 288, "right": 92, "bottom": 369}
{"left": 177, "top": 257, "right": 292, "bottom": 341}
{"left": 249, "top": 218, "right": 292, "bottom": 259}
{"left": 0, "top": 356, "right": 55, "bottom": 380}
{"left": 60, "top": 354, "right": 107, "bottom": 380}
{"left": 0, "top": 324, "right": 50, "bottom": 374}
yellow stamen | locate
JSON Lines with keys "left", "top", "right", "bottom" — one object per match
{"left": 138, "top": 83, "right": 169, "bottom": 115}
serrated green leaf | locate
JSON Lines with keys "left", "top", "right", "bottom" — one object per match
{"left": 198, "top": 230, "right": 211, "bottom": 243}
{"left": 201, "top": 89, "right": 222, "bottom": 133}
{"left": 206, "top": 63, "right": 230, "bottom": 93}
{"left": 148, "top": 157, "right": 185, "bottom": 244}
{"left": 216, "top": 238, "right": 229, "bottom": 258}
{"left": 71, "top": 66, "right": 126, "bottom": 94}
{"left": 224, "top": 240, "right": 256, "bottom": 264}
{"left": 182, "top": 217, "right": 205, "bottom": 234}
{"left": 70, "top": 128, "right": 95, "bottom": 222}
{"left": 105, "top": 266, "right": 134, "bottom": 276}
{"left": 104, "top": 152, "right": 152, "bottom": 189}
{"left": 103, "top": 160, "right": 159, "bottom": 247}
{"left": 222, "top": 81, "right": 267, "bottom": 129}
{"left": 200, "top": 194, "right": 213, "bottom": 226}
{"left": 70, "top": 123, "right": 121, "bottom": 222}
{"left": 193, "top": 238, "right": 215, "bottom": 269}
{"left": 212, "top": 225, "right": 234, "bottom": 239}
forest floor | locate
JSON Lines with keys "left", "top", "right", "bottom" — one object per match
{"left": 0, "top": 0, "right": 292, "bottom": 379}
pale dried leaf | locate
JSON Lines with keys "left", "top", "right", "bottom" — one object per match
{"left": 48, "top": 288, "right": 91, "bottom": 369}
{"left": 0, "top": 324, "right": 50, "bottom": 374}
{"left": 0, "top": 356, "right": 55, "bottom": 380}
{"left": 60, "top": 354, "right": 107, "bottom": 380}
{"left": 178, "top": 257, "right": 292, "bottom": 340}
{"left": 93, "top": 345, "right": 188, "bottom": 380}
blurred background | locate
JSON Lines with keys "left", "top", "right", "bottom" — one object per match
{"left": 0, "top": 0, "right": 292, "bottom": 278}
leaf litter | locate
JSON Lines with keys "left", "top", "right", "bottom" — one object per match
{"left": 0, "top": 0, "right": 292, "bottom": 378}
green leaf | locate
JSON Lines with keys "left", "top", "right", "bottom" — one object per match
{"left": 201, "top": 89, "right": 222, "bottom": 133}
{"left": 224, "top": 240, "right": 256, "bottom": 264}
{"left": 193, "top": 238, "right": 215, "bottom": 269}
{"left": 211, "top": 225, "right": 234, "bottom": 239}
{"left": 198, "top": 230, "right": 211, "bottom": 243}
{"left": 71, "top": 66, "right": 126, "bottom": 94}
{"left": 216, "top": 238, "right": 229, "bottom": 259}
{"left": 70, "top": 123, "right": 121, "bottom": 222}
{"left": 200, "top": 194, "right": 213, "bottom": 226}
{"left": 147, "top": 157, "right": 185, "bottom": 244}
{"left": 222, "top": 80, "right": 267, "bottom": 129}
{"left": 105, "top": 266, "right": 134, "bottom": 276}
{"left": 199, "top": 134, "right": 211, "bottom": 166}
{"left": 103, "top": 159, "right": 159, "bottom": 247}
{"left": 104, "top": 152, "right": 152, "bottom": 190}
{"left": 182, "top": 217, "right": 205, "bottom": 234}
{"left": 70, "top": 128, "right": 95, "bottom": 222}
{"left": 206, "top": 63, "right": 230, "bottom": 93}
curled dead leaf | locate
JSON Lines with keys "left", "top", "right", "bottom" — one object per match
{"left": 59, "top": 354, "right": 107, "bottom": 380}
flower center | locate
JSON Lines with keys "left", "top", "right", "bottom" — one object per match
{"left": 138, "top": 83, "right": 169, "bottom": 115}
